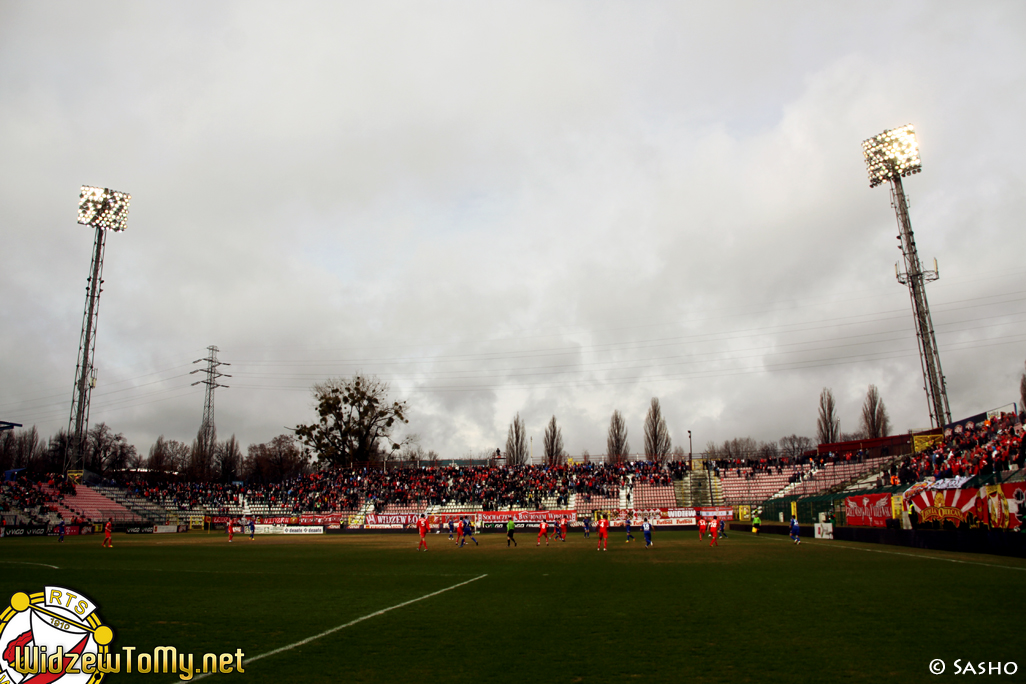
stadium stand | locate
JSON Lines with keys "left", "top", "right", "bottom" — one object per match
{"left": 39, "top": 484, "right": 142, "bottom": 524}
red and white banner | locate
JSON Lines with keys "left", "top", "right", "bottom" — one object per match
{"left": 365, "top": 513, "right": 420, "bottom": 525}
{"left": 907, "top": 488, "right": 977, "bottom": 525}
{"left": 696, "top": 506, "right": 733, "bottom": 520}
{"left": 299, "top": 513, "right": 348, "bottom": 525}
{"left": 845, "top": 493, "right": 892, "bottom": 527}
{"left": 983, "top": 482, "right": 1026, "bottom": 530}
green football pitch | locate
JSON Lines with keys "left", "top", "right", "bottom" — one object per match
{"left": 2, "top": 530, "right": 1024, "bottom": 683}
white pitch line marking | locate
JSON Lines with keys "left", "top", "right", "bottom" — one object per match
{"left": 0, "top": 560, "right": 60, "bottom": 569}
{"left": 187, "top": 573, "right": 488, "bottom": 681}
{"left": 755, "top": 533, "right": 1026, "bottom": 571}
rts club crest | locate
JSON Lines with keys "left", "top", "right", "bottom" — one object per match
{"left": 0, "top": 587, "right": 113, "bottom": 684}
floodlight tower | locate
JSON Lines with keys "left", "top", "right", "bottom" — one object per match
{"left": 862, "top": 124, "right": 951, "bottom": 428}
{"left": 67, "top": 186, "right": 131, "bottom": 472}
{"left": 190, "top": 346, "right": 230, "bottom": 456}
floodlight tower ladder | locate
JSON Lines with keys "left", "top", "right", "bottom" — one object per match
{"left": 191, "top": 346, "right": 231, "bottom": 455}
{"left": 890, "top": 177, "right": 951, "bottom": 428}
{"left": 66, "top": 225, "right": 108, "bottom": 473}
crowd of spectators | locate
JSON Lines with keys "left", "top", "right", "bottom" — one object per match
{"left": 123, "top": 460, "right": 683, "bottom": 515}
{"left": 22, "top": 416, "right": 1021, "bottom": 519}
{"left": 885, "top": 412, "right": 1025, "bottom": 487}
{"left": 709, "top": 450, "right": 871, "bottom": 481}
{"left": 0, "top": 472, "right": 80, "bottom": 522}
{"left": 123, "top": 480, "right": 246, "bottom": 514}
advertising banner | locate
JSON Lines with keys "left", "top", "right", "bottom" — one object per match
{"left": 153, "top": 524, "right": 179, "bottom": 534}
{"left": 844, "top": 493, "right": 892, "bottom": 527}
{"left": 814, "top": 522, "right": 834, "bottom": 539}
{"left": 46, "top": 525, "right": 91, "bottom": 537}
{"left": 365, "top": 513, "right": 420, "bottom": 526}
{"left": 124, "top": 525, "right": 154, "bottom": 534}
{"left": 697, "top": 506, "right": 734, "bottom": 520}
{"left": 908, "top": 488, "right": 978, "bottom": 525}
{"left": 299, "top": 513, "right": 348, "bottom": 525}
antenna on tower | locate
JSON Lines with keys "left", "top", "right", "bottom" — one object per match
{"left": 190, "top": 345, "right": 231, "bottom": 457}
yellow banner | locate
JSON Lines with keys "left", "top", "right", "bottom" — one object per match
{"left": 913, "top": 433, "right": 943, "bottom": 453}
{"left": 790, "top": 501, "right": 797, "bottom": 518}
{"left": 737, "top": 505, "right": 751, "bottom": 522}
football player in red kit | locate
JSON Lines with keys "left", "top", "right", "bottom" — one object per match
{"left": 597, "top": 515, "right": 609, "bottom": 551}
{"left": 537, "top": 519, "right": 549, "bottom": 546}
{"left": 698, "top": 517, "right": 707, "bottom": 540}
{"left": 228, "top": 518, "right": 235, "bottom": 542}
{"left": 101, "top": 517, "right": 113, "bottom": 548}
{"left": 559, "top": 517, "right": 568, "bottom": 541}
{"left": 417, "top": 514, "right": 429, "bottom": 551}
{"left": 709, "top": 518, "right": 720, "bottom": 547}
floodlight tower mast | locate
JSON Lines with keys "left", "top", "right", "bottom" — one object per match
{"left": 862, "top": 125, "right": 951, "bottom": 428}
{"left": 67, "top": 186, "right": 131, "bottom": 473}
{"left": 190, "top": 346, "right": 230, "bottom": 456}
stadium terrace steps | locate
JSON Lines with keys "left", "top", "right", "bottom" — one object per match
{"left": 575, "top": 493, "right": 619, "bottom": 515}
{"left": 93, "top": 485, "right": 166, "bottom": 524}
{"left": 720, "top": 469, "right": 805, "bottom": 504}
{"left": 631, "top": 484, "right": 677, "bottom": 509}
{"left": 673, "top": 479, "right": 689, "bottom": 507}
{"left": 42, "top": 484, "right": 141, "bottom": 523}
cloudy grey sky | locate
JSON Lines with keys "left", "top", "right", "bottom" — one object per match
{"left": 2, "top": 1, "right": 1024, "bottom": 461}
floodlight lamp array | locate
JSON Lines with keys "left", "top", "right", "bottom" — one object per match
{"left": 78, "top": 185, "right": 131, "bottom": 232}
{"left": 861, "top": 124, "right": 922, "bottom": 188}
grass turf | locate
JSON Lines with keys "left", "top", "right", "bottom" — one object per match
{"left": 1, "top": 529, "right": 1024, "bottom": 683}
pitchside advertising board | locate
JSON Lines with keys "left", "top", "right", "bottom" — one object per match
{"left": 197, "top": 507, "right": 739, "bottom": 532}
{"left": 368, "top": 508, "right": 729, "bottom": 529}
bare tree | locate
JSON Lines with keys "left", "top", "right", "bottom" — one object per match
{"left": 756, "top": 441, "right": 779, "bottom": 461}
{"left": 607, "top": 410, "right": 630, "bottom": 463}
{"left": 817, "top": 388, "right": 840, "bottom": 445}
{"left": 723, "top": 437, "right": 758, "bottom": 462}
{"left": 188, "top": 428, "right": 215, "bottom": 481}
{"left": 779, "top": 434, "right": 813, "bottom": 459}
{"left": 643, "top": 398, "right": 672, "bottom": 463}
{"left": 146, "top": 436, "right": 170, "bottom": 474}
{"left": 506, "top": 413, "right": 529, "bottom": 465}
{"left": 860, "top": 385, "right": 891, "bottom": 438}
{"left": 215, "top": 435, "right": 242, "bottom": 482}
{"left": 245, "top": 434, "right": 310, "bottom": 483}
{"left": 0, "top": 426, "right": 45, "bottom": 473}
{"left": 542, "top": 415, "right": 565, "bottom": 465}
{"left": 146, "top": 436, "right": 190, "bottom": 475}
{"left": 89, "top": 424, "right": 136, "bottom": 475}
{"left": 671, "top": 445, "right": 686, "bottom": 461}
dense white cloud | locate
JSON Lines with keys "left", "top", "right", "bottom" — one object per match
{"left": 2, "top": 1, "right": 1024, "bottom": 460}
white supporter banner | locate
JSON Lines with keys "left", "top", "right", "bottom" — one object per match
{"left": 153, "top": 524, "right": 178, "bottom": 534}
{"left": 814, "top": 522, "right": 834, "bottom": 539}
